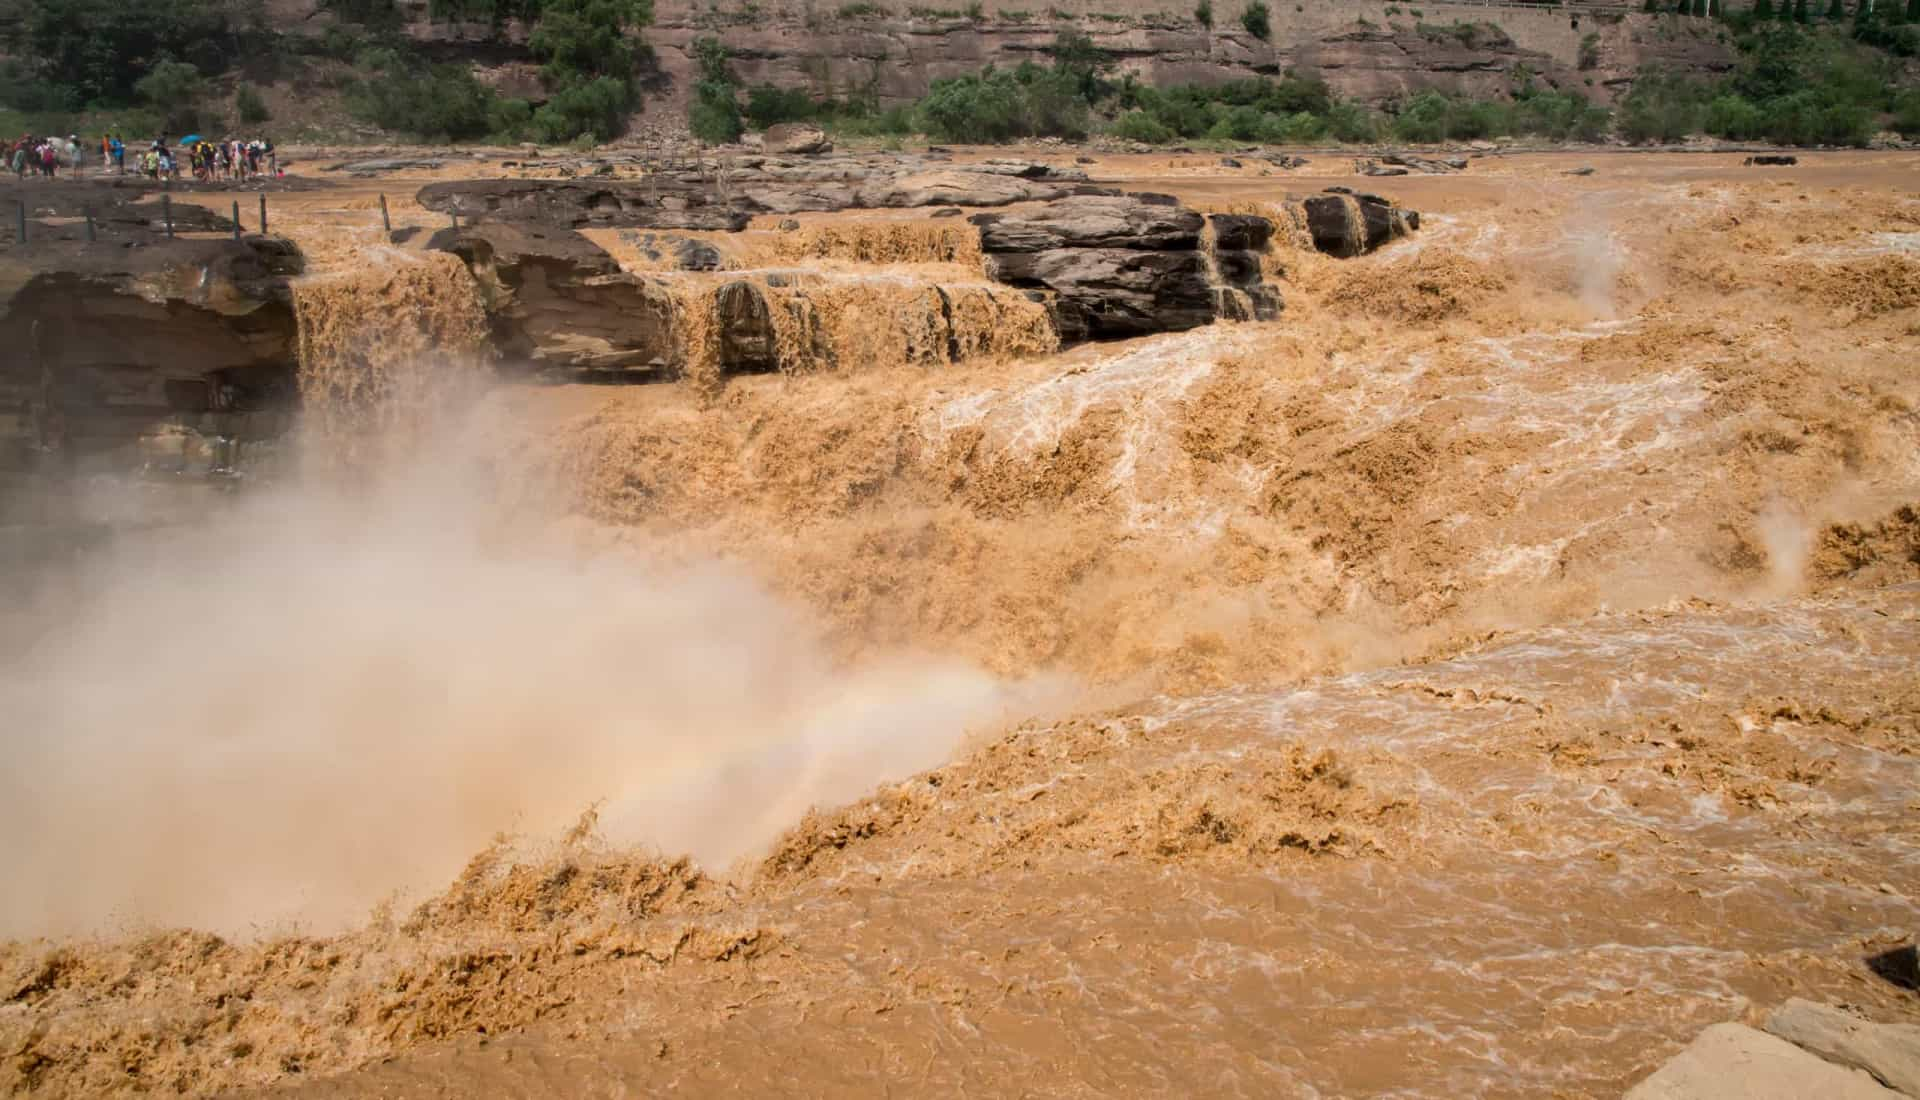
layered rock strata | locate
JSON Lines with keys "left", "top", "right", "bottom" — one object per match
{"left": 971, "top": 194, "right": 1283, "bottom": 342}
{"left": 0, "top": 236, "right": 303, "bottom": 486}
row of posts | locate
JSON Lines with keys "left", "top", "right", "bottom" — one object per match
{"left": 10, "top": 193, "right": 458, "bottom": 245}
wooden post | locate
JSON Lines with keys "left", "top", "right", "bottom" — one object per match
{"left": 83, "top": 205, "right": 95, "bottom": 242}
{"left": 232, "top": 201, "right": 242, "bottom": 240}
{"left": 162, "top": 194, "right": 174, "bottom": 239}
{"left": 379, "top": 193, "right": 391, "bottom": 232}
{"left": 14, "top": 200, "right": 25, "bottom": 244}
{"left": 259, "top": 194, "right": 268, "bottom": 234}
{"left": 450, "top": 211, "right": 459, "bottom": 230}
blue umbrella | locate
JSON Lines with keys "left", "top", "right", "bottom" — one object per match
{"left": 178, "top": 134, "right": 202, "bottom": 146}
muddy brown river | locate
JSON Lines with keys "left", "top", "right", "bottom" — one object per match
{"left": 2, "top": 149, "right": 1917, "bottom": 1097}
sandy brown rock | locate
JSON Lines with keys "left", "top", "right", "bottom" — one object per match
{"left": 427, "top": 222, "right": 680, "bottom": 373}
{"left": 762, "top": 122, "right": 832, "bottom": 155}
{"left": 1765, "top": 1000, "right": 1920, "bottom": 1096}
{"left": 1626, "top": 1023, "right": 1902, "bottom": 1100}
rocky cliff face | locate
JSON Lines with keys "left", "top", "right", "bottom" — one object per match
{"left": 290, "top": 0, "right": 1731, "bottom": 132}
{"left": 973, "top": 195, "right": 1282, "bottom": 342}
{"left": 0, "top": 235, "right": 304, "bottom": 493}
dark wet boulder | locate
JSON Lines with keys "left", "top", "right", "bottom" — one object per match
{"left": 1208, "top": 214, "right": 1274, "bottom": 252}
{"left": 714, "top": 280, "right": 779, "bottom": 373}
{"left": 614, "top": 231, "right": 724, "bottom": 272}
{"left": 972, "top": 194, "right": 1289, "bottom": 341}
{"left": 1302, "top": 191, "right": 1416, "bottom": 258}
{"left": 987, "top": 247, "right": 1216, "bottom": 339}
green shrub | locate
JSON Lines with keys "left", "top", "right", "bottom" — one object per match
{"left": 1417, "top": 20, "right": 1485, "bottom": 45}
{"left": 745, "top": 83, "right": 819, "bottom": 126}
{"left": 1893, "top": 86, "right": 1920, "bottom": 133}
{"left": 838, "top": 1, "right": 886, "bottom": 16}
{"left": 350, "top": 59, "right": 498, "bottom": 139}
{"left": 1206, "top": 103, "right": 1268, "bottom": 140}
{"left": 1578, "top": 32, "right": 1601, "bottom": 68}
{"left": 1195, "top": 0, "right": 1213, "bottom": 25}
{"left": 688, "top": 36, "right": 743, "bottom": 142}
{"left": 1257, "top": 109, "right": 1326, "bottom": 142}
{"left": 919, "top": 63, "right": 1089, "bottom": 140}
{"left": 8, "top": 0, "right": 250, "bottom": 107}
{"left": 1618, "top": 71, "right": 1707, "bottom": 141}
{"left": 1703, "top": 91, "right": 1766, "bottom": 136}
{"left": 135, "top": 60, "right": 208, "bottom": 132}
{"left": 1512, "top": 88, "right": 1611, "bottom": 139}
{"left": 236, "top": 83, "right": 271, "bottom": 124}
{"left": 1324, "top": 98, "right": 1382, "bottom": 141}
{"left": 1241, "top": 0, "right": 1270, "bottom": 38}
{"left": 488, "top": 96, "right": 535, "bottom": 137}
{"left": 1112, "top": 108, "right": 1176, "bottom": 141}
{"left": 532, "top": 74, "right": 633, "bottom": 141}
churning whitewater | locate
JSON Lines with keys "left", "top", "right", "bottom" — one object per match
{"left": 2, "top": 149, "right": 1918, "bottom": 1098}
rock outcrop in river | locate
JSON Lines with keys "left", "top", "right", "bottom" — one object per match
{"left": 420, "top": 172, "right": 1417, "bottom": 374}
{"left": 0, "top": 235, "right": 303, "bottom": 480}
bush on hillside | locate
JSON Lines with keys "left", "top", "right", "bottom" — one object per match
{"left": 533, "top": 74, "right": 635, "bottom": 140}
{"left": 1241, "top": 0, "right": 1271, "bottom": 39}
{"left": 919, "top": 63, "right": 1090, "bottom": 141}
{"left": 1896, "top": 87, "right": 1920, "bottom": 134}
{"left": 745, "top": 84, "right": 821, "bottom": 127}
{"left": 236, "top": 83, "right": 271, "bottom": 124}
{"left": 1111, "top": 108, "right": 1176, "bottom": 142}
{"left": 135, "top": 60, "right": 209, "bottom": 132}
{"left": 350, "top": 55, "right": 497, "bottom": 139}
{"left": 5, "top": 0, "right": 251, "bottom": 108}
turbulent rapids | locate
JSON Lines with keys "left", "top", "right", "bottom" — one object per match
{"left": 1, "top": 150, "right": 1918, "bottom": 1098}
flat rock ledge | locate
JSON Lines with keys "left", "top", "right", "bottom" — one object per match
{"left": 1626, "top": 1001, "right": 1920, "bottom": 1100}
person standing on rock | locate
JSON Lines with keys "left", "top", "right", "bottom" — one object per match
{"left": 110, "top": 135, "right": 125, "bottom": 175}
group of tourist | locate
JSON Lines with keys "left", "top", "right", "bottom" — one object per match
{"left": 6, "top": 135, "right": 76, "bottom": 179}
{"left": 179, "top": 138, "right": 277, "bottom": 182}
{"left": 6, "top": 134, "right": 278, "bottom": 182}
